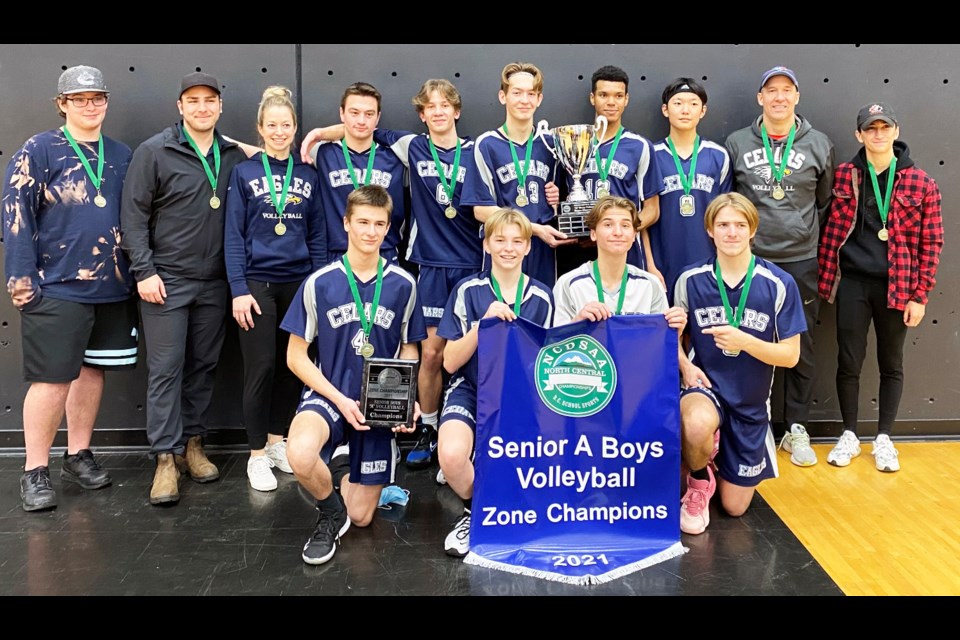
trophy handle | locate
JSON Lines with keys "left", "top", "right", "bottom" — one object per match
{"left": 535, "top": 119, "right": 558, "bottom": 160}
{"left": 594, "top": 115, "right": 609, "bottom": 143}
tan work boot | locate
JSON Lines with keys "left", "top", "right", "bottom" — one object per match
{"left": 150, "top": 453, "right": 180, "bottom": 505}
{"left": 176, "top": 435, "right": 220, "bottom": 483}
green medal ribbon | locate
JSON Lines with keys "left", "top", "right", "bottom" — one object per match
{"left": 490, "top": 272, "right": 525, "bottom": 317}
{"left": 666, "top": 135, "right": 701, "bottom": 197}
{"left": 182, "top": 124, "right": 221, "bottom": 197}
{"left": 501, "top": 124, "right": 533, "bottom": 195}
{"left": 261, "top": 153, "right": 294, "bottom": 224}
{"left": 592, "top": 260, "right": 629, "bottom": 315}
{"left": 343, "top": 255, "right": 384, "bottom": 346}
{"left": 61, "top": 127, "right": 104, "bottom": 194}
{"left": 760, "top": 123, "right": 796, "bottom": 186}
{"left": 340, "top": 139, "right": 377, "bottom": 190}
{"left": 428, "top": 137, "right": 462, "bottom": 207}
{"left": 593, "top": 125, "right": 624, "bottom": 182}
{"left": 867, "top": 157, "right": 898, "bottom": 231}
{"left": 715, "top": 255, "right": 756, "bottom": 329}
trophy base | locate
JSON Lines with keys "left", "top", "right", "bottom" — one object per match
{"left": 558, "top": 200, "right": 596, "bottom": 238}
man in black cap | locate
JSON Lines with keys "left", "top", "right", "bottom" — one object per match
{"left": 121, "top": 72, "right": 248, "bottom": 505}
{"left": 818, "top": 102, "right": 942, "bottom": 473}
{"left": 725, "top": 66, "right": 835, "bottom": 467}
{"left": 3, "top": 65, "right": 137, "bottom": 511}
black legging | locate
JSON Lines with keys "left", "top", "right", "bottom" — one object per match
{"left": 835, "top": 276, "right": 908, "bottom": 436}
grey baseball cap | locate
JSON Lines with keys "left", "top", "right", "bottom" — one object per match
{"left": 58, "top": 65, "right": 108, "bottom": 95}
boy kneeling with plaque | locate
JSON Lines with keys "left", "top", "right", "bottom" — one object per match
{"left": 281, "top": 185, "right": 426, "bottom": 565}
{"left": 436, "top": 208, "right": 556, "bottom": 557}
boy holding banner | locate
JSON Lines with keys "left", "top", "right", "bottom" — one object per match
{"left": 436, "top": 208, "right": 555, "bottom": 557}
{"left": 674, "top": 192, "right": 805, "bottom": 535}
{"left": 281, "top": 185, "right": 426, "bottom": 565}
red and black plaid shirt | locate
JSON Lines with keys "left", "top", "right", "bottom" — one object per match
{"left": 818, "top": 163, "right": 943, "bottom": 310}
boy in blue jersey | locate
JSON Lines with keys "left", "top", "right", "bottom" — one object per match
{"left": 281, "top": 185, "right": 426, "bottom": 566}
{"left": 306, "top": 82, "right": 407, "bottom": 263}
{"left": 649, "top": 78, "right": 732, "bottom": 299}
{"left": 436, "top": 208, "right": 555, "bottom": 557}
{"left": 460, "top": 62, "right": 571, "bottom": 287}
{"left": 301, "top": 79, "right": 483, "bottom": 471}
{"left": 3, "top": 65, "right": 136, "bottom": 511}
{"left": 674, "top": 193, "right": 805, "bottom": 535}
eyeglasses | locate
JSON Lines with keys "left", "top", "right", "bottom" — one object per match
{"left": 63, "top": 95, "right": 108, "bottom": 107}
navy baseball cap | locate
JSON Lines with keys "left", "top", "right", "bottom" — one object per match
{"left": 759, "top": 66, "right": 799, "bottom": 91}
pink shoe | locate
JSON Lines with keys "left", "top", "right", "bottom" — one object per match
{"left": 680, "top": 465, "right": 716, "bottom": 535}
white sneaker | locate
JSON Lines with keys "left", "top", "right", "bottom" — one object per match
{"left": 444, "top": 509, "right": 470, "bottom": 557}
{"left": 779, "top": 423, "right": 818, "bottom": 467}
{"left": 872, "top": 434, "right": 900, "bottom": 472}
{"left": 827, "top": 430, "right": 862, "bottom": 467}
{"left": 247, "top": 456, "right": 277, "bottom": 492}
{"left": 436, "top": 468, "right": 447, "bottom": 486}
{"left": 265, "top": 440, "right": 293, "bottom": 474}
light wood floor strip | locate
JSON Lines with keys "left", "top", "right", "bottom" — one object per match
{"left": 758, "top": 442, "right": 960, "bottom": 596}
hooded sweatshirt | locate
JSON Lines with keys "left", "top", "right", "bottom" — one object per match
{"left": 725, "top": 114, "right": 835, "bottom": 262}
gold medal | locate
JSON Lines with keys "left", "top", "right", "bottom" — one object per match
{"left": 516, "top": 193, "right": 529, "bottom": 207}
{"left": 275, "top": 222, "right": 287, "bottom": 236}
{"left": 679, "top": 194, "right": 695, "bottom": 216}
{"left": 878, "top": 227, "right": 889, "bottom": 242}
{"left": 596, "top": 184, "right": 610, "bottom": 198}
{"left": 771, "top": 186, "right": 785, "bottom": 201}
{"left": 444, "top": 206, "right": 457, "bottom": 219}
{"left": 723, "top": 349, "right": 741, "bottom": 358}
{"left": 94, "top": 194, "right": 107, "bottom": 208}
{"left": 210, "top": 195, "right": 221, "bottom": 209}
{"left": 361, "top": 342, "right": 375, "bottom": 358}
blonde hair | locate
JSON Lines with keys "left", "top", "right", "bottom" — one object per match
{"left": 703, "top": 192, "right": 759, "bottom": 234}
{"left": 500, "top": 62, "right": 543, "bottom": 94}
{"left": 484, "top": 208, "right": 533, "bottom": 241}
{"left": 586, "top": 196, "right": 641, "bottom": 231}
{"left": 412, "top": 79, "right": 462, "bottom": 114}
{"left": 256, "top": 85, "right": 297, "bottom": 148}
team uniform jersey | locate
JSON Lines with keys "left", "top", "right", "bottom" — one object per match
{"left": 674, "top": 256, "right": 806, "bottom": 486}
{"left": 310, "top": 139, "right": 407, "bottom": 258}
{"left": 650, "top": 138, "right": 732, "bottom": 298}
{"left": 224, "top": 153, "right": 326, "bottom": 297}
{"left": 3, "top": 129, "right": 133, "bottom": 303}
{"left": 552, "top": 261, "right": 667, "bottom": 326}
{"left": 437, "top": 271, "right": 554, "bottom": 430}
{"left": 374, "top": 130, "right": 482, "bottom": 269}
{"left": 460, "top": 129, "right": 559, "bottom": 286}
{"left": 559, "top": 130, "right": 663, "bottom": 269}
{"left": 280, "top": 260, "right": 427, "bottom": 485}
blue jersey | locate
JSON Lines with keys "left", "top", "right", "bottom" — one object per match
{"left": 375, "top": 130, "right": 482, "bottom": 269}
{"left": 674, "top": 256, "right": 806, "bottom": 423}
{"left": 310, "top": 140, "right": 407, "bottom": 256}
{"left": 224, "top": 153, "right": 326, "bottom": 297}
{"left": 2, "top": 128, "right": 133, "bottom": 303}
{"left": 437, "top": 270, "right": 554, "bottom": 389}
{"left": 650, "top": 138, "right": 732, "bottom": 296}
{"left": 281, "top": 260, "right": 427, "bottom": 402}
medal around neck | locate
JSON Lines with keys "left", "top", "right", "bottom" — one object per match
{"left": 359, "top": 358, "right": 419, "bottom": 429}
{"left": 210, "top": 195, "right": 221, "bottom": 209}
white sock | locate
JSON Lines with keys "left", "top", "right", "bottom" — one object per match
{"left": 422, "top": 411, "right": 438, "bottom": 429}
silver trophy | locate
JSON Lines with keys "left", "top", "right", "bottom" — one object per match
{"left": 536, "top": 115, "right": 608, "bottom": 237}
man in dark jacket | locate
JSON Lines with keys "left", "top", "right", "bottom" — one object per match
{"left": 818, "top": 103, "right": 942, "bottom": 473}
{"left": 121, "top": 72, "right": 248, "bottom": 505}
{"left": 725, "top": 66, "right": 835, "bottom": 467}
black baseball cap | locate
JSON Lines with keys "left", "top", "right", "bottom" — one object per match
{"left": 179, "top": 72, "right": 221, "bottom": 97}
{"left": 857, "top": 102, "right": 898, "bottom": 130}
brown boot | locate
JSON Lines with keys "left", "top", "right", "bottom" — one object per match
{"left": 150, "top": 453, "right": 180, "bottom": 505}
{"left": 176, "top": 435, "right": 220, "bottom": 483}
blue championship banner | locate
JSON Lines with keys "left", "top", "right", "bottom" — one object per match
{"left": 464, "top": 315, "right": 684, "bottom": 584}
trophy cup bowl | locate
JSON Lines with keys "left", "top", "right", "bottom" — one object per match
{"left": 536, "top": 115, "right": 608, "bottom": 238}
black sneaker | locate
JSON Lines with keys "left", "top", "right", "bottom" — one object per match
{"left": 61, "top": 449, "right": 112, "bottom": 490}
{"left": 20, "top": 466, "right": 57, "bottom": 512}
{"left": 302, "top": 495, "right": 350, "bottom": 565}
{"left": 405, "top": 422, "right": 438, "bottom": 470}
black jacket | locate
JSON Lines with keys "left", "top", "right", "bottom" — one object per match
{"left": 121, "top": 123, "right": 247, "bottom": 281}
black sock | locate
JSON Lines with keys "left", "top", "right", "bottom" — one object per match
{"left": 691, "top": 467, "right": 709, "bottom": 481}
{"left": 463, "top": 497, "right": 472, "bottom": 512}
{"left": 317, "top": 491, "right": 343, "bottom": 513}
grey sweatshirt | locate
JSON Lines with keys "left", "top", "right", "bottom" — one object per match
{"left": 725, "top": 115, "right": 835, "bottom": 262}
